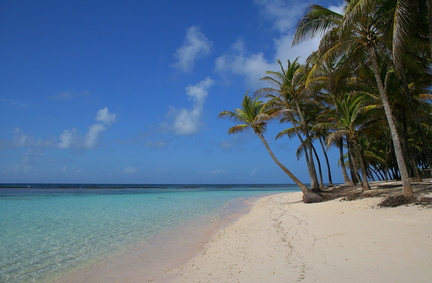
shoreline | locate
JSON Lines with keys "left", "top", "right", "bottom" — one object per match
{"left": 53, "top": 195, "right": 264, "bottom": 283}
{"left": 167, "top": 191, "right": 432, "bottom": 282}
{"left": 54, "top": 185, "right": 432, "bottom": 282}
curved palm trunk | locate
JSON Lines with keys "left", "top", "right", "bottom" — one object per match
{"left": 370, "top": 49, "right": 413, "bottom": 196}
{"left": 256, "top": 133, "right": 323, "bottom": 203}
{"left": 257, "top": 133, "right": 307, "bottom": 190}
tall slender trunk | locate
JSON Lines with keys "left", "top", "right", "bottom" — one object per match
{"left": 256, "top": 133, "right": 308, "bottom": 192}
{"left": 384, "top": 141, "right": 390, "bottom": 180}
{"left": 347, "top": 139, "right": 359, "bottom": 184}
{"left": 311, "top": 143, "right": 324, "bottom": 189}
{"left": 296, "top": 132, "right": 319, "bottom": 189}
{"left": 319, "top": 136, "right": 333, "bottom": 186}
{"left": 256, "top": 133, "right": 324, "bottom": 203}
{"left": 370, "top": 48, "right": 413, "bottom": 196}
{"left": 339, "top": 138, "right": 353, "bottom": 185}
{"left": 354, "top": 140, "right": 370, "bottom": 191}
{"left": 401, "top": 103, "right": 422, "bottom": 181}
{"left": 294, "top": 101, "right": 320, "bottom": 189}
{"left": 307, "top": 143, "right": 320, "bottom": 189}
{"left": 405, "top": 85, "right": 429, "bottom": 181}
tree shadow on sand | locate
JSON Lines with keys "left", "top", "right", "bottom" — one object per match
{"left": 316, "top": 179, "right": 432, "bottom": 208}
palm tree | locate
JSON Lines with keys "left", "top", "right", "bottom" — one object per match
{"left": 305, "top": 50, "right": 358, "bottom": 186}
{"left": 293, "top": 1, "right": 415, "bottom": 196}
{"left": 343, "top": 0, "right": 431, "bottom": 73}
{"left": 322, "top": 93, "right": 383, "bottom": 191}
{"left": 218, "top": 94, "right": 324, "bottom": 203}
{"left": 258, "top": 59, "right": 321, "bottom": 190}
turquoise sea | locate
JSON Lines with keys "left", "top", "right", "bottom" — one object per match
{"left": 0, "top": 184, "right": 299, "bottom": 282}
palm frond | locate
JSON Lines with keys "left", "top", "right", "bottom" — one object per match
{"left": 228, "top": 124, "right": 250, "bottom": 135}
{"left": 293, "top": 4, "right": 344, "bottom": 45}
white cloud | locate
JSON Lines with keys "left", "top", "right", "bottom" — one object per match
{"left": 250, "top": 168, "right": 258, "bottom": 177}
{"left": 84, "top": 124, "right": 106, "bottom": 149}
{"left": 96, "top": 107, "right": 117, "bottom": 126}
{"left": 253, "top": 0, "right": 306, "bottom": 33}
{"left": 215, "top": 39, "right": 275, "bottom": 89}
{"left": 329, "top": 2, "right": 346, "bottom": 14}
{"left": 57, "top": 107, "right": 116, "bottom": 149}
{"left": 0, "top": 127, "right": 53, "bottom": 149}
{"left": 172, "top": 26, "right": 213, "bottom": 73}
{"left": 214, "top": 0, "right": 337, "bottom": 89}
{"left": 166, "top": 77, "right": 214, "bottom": 135}
{"left": 12, "top": 127, "right": 34, "bottom": 147}
{"left": 0, "top": 107, "right": 117, "bottom": 150}
{"left": 58, "top": 128, "right": 78, "bottom": 149}
{"left": 274, "top": 35, "right": 322, "bottom": 65}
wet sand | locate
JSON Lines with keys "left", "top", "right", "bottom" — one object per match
{"left": 53, "top": 197, "right": 256, "bottom": 283}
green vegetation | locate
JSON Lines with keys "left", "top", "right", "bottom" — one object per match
{"left": 219, "top": 0, "right": 431, "bottom": 203}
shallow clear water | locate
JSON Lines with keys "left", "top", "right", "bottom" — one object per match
{"left": 0, "top": 184, "right": 298, "bottom": 282}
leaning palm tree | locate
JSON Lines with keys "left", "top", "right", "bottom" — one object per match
{"left": 218, "top": 94, "right": 323, "bottom": 203}
{"left": 258, "top": 59, "right": 321, "bottom": 190}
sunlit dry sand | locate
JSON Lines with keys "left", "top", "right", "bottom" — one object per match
{"left": 167, "top": 191, "right": 432, "bottom": 283}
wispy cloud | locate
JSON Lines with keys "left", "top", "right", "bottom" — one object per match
{"left": 172, "top": 26, "right": 213, "bottom": 73}
{"left": 123, "top": 166, "right": 138, "bottom": 174}
{"left": 0, "top": 98, "right": 28, "bottom": 109}
{"left": 50, "top": 90, "right": 90, "bottom": 100}
{"left": 208, "top": 169, "right": 227, "bottom": 175}
{"left": 165, "top": 77, "right": 214, "bottom": 135}
{"left": 0, "top": 128, "right": 54, "bottom": 149}
{"left": 217, "top": 133, "right": 253, "bottom": 151}
{"left": 58, "top": 107, "right": 117, "bottom": 149}
{"left": 215, "top": 0, "right": 341, "bottom": 89}
{"left": 143, "top": 140, "right": 167, "bottom": 149}
{"left": 253, "top": 0, "right": 306, "bottom": 33}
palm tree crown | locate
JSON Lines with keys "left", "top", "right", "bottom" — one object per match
{"left": 218, "top": 94, "right": 272, "bottom": 135}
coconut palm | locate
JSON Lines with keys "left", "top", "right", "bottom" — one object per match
{"left": 293, "top": 1, "right": 415, "bottom": 196}
{"left": 323, "top": 93, "right": 383, "bottom": 190}
{"left": 218, "top": 94, "right": 323, "bottom": 203}
{"left": 257, "top": 59, "right": 322, "bottom": 189}
{"left": 343, "top": 0, "right": 431, "bottom": 73}
{"left": 306, "top": 48, "right": 362, "bottom": 186}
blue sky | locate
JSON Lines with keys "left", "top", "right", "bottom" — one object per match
{"left": 1, "top": 0, "right": 345, "bottom": 184}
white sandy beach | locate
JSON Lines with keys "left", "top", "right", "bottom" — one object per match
{"left": 55, "top": 191, "right": 432, "bottom": 283}
{"left": 166, "top": 192, "right": 432, "bottom": 283}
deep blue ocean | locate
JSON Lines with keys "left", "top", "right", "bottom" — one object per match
{"left": 0, "top": 183, "right": 299, "bottom": 282}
